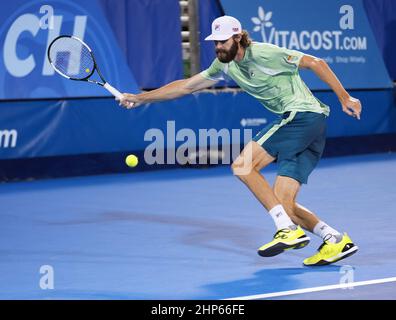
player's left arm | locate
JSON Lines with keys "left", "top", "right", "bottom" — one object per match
{"left": 299, "top": 54, "right": 362, "bottom": 120}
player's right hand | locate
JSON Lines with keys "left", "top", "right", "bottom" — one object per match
{"left": 118, "top": 93, "right": 140, "bottom": 109}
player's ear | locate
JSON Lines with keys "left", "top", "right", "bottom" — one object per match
{"left": 233, "top": 34, "right": 242, "bottom": 43}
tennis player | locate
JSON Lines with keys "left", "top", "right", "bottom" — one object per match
{"left": 120, "top": 16, "right": 361, "bottom": 266}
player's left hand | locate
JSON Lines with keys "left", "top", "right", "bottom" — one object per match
{"left": 341, "top": 96, "right": 362, "bottom": 120}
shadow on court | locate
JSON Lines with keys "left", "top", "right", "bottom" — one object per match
{"left": 202, "top": 265, "right": 343, "bottom": 299}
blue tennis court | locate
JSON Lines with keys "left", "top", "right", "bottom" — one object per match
{"left": 1, "top": 152, "right": 395, "bottom": 300}
{"left": 1, "top": 0, "right": 396, "bottom": 304}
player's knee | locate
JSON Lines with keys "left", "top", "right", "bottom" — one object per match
{"left": 231, "top": 158, "right": 254, "bottom": 178}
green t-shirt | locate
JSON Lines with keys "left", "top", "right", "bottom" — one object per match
{"left": 200, "top": 42, "right": 330, "bottom": 116}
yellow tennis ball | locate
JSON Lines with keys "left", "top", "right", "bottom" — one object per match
{"left": 125, "top": 154, "right": 138, "bottom": 167}
{"left": 85, "top": 68, "right": 90, "bottom": 73}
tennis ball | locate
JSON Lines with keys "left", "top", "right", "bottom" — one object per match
{"left": 85, "top": 68, "right": 90, "bottom": 73}
{"left": 125, "top": 154, "right": 138, "bottom": 167}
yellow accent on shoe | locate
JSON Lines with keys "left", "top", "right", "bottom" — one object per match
{"left": 303, "top": 233, "right": 358, "bottom": 266}
{"left": 258, "top": 226, "right": 310, "bottom": 257}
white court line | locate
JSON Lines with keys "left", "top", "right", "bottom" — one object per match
{"left": 224, "top": 276, "right": 396, "bottom": 300}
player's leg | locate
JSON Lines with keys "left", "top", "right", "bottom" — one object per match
{"left": 232, "top": 141, "right": 310, "bottom": 257}
{"left": 232, "top": 111, "right": 299, "bottom": 220}
{"left": 273, "top": 176, "right": 320, "bottom": 231}
{"left": 273, "top": 175, "right": 343, "bottom": 240}
{"left": 232, "top": 116, "right": 312, "bottom": 257}
{"left": 293, "top": 203, "right": 340, "bottom": 239}
{"left": 273, "top": 174, "right": 358, "bottom": 266}
{"left": 231, "top": 140, "right": 280, "bottom": 211}
{"left": 274, "top": 135, "right": 359, "bottom": 266}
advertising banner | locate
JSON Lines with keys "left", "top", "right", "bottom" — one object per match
{"left": 0, "top": 0, "right": 139, "bottom": 100}
{"left": 217, "top": 0, "right": 393, "bottom": 89}
{"left": 1, "top": 90, "right": 394, "bottom": 159}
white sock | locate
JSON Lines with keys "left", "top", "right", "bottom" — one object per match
{"left": 313, "top": 221, "right": 342, "bottom": 243}
{"left": 269, "top": 204, "right": 295, "bottom": 230}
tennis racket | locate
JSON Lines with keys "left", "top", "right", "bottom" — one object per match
{"left": 47, "top": 35, "right": 130, "bottom": 104}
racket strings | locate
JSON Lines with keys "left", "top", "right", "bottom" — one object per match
{"left": 49, "top": 38, "right": 95, "bottom": 79}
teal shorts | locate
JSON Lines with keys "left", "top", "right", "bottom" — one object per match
{"left": 253, "top": 111, "right": 327, "bottom": 184}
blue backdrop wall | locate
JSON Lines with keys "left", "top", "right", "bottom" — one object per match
{"left": 1, "top": 89, "right": 395, "bottom": 160}
{"left": 0, "top": 0, "right": 183, "bottom": 101}
{"left": 363, "top": 0, "right": 396, "bottom": 81}
{"left": 98, "top": 0, "right": 183, "bottom": 89}
{"left": 0, "top": 0, "right": 395, "bottom": 181}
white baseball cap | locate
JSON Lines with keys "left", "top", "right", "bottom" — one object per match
{"left": 205, "top": 16, "right": 242, "bottom": 41}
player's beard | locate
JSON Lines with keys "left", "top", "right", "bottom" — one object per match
{"left": 216, "top": 39, "right": 239, "bottom": 63}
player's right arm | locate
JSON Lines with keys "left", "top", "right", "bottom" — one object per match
{"left": 120, "top": 74, "right": 217, "bottom": 108}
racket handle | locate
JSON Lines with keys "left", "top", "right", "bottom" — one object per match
{"left": 103, "top": 82, "right": 123, "bottom": 100}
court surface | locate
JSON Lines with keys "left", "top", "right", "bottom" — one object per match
{"left": 0, "top": 152, "right": 395, "bottom": 300}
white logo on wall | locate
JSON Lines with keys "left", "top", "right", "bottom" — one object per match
{"left": 3, "top": 5, "right": 87, "bottom": 77}
{"left": 240, "top": 118, "right": 267, "bottom": 127}
{"left": 251, "top": 5, "right": 367, "bottom": 62}
{"left": 0, "top": 129, "right": 18, "bottom": 148}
